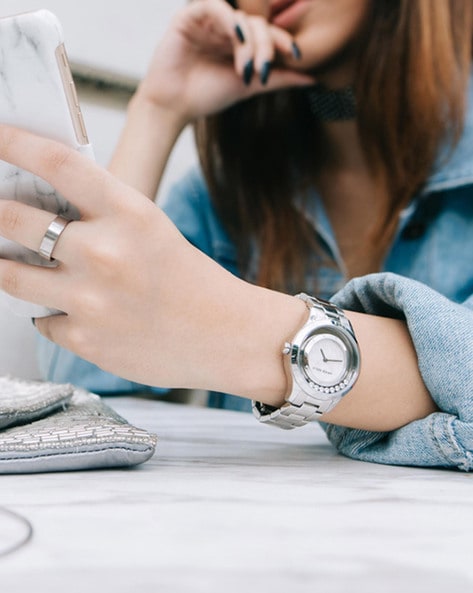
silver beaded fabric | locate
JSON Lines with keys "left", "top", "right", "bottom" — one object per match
{"left": 307, "top": 85, "right": 356, "bottom": 121}
{"left": 0, "top": 378, "right": 157, "bottom": 473}
{"left": 0, "top": 375, "right": 73, "bottom": 430}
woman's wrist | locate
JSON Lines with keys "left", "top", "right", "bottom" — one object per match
{"left": 131, "top": 84, "right": 192, "bottom": 132}
{"left": 195, "top": 269, "right": 307, "bottom": 406}
{"left": 108, "top": 89, "right": 189, "bottom": 197}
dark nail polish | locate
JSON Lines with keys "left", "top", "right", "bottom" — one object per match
{"left": 31, "top": 318, "right": 36, "bottom": 327}
{"left": 292, "top": 41, "right": 302, "bottom": 60}
{"left": 260, "top": 61, "right": 272, "bottom": 85}
{"left": 243, "top": 59, "right": 254, "bottom": 86}
{"left": 235, "top": 24, "right": 245, "bottom": 43}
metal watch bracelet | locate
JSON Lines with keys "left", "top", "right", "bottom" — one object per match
{"left": 252, "top": 293, "right": 359, "bottom": 429}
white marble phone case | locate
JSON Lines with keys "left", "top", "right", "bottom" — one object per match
{"left": 0, "top": 9, "right": 94, "bottom": 317}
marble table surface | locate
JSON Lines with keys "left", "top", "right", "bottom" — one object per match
{"left": 0, "top": 396, "right": 472, "bottom": 593}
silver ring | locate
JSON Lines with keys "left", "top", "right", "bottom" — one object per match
{"left": 38, "top": 215, "right": 71, "bottom": 261}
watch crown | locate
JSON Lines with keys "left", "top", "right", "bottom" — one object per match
{"left": 282, "top": 342, "right": 292, "bottom": 355}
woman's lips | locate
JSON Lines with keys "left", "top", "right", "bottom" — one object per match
{"left": 270, "top": 0, "right": 309, "bottom": 29}
{"left": 270, "top": 0, "right": 297, "bottom": 20}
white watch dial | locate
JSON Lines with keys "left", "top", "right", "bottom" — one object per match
{"left": 305, "top": 334, "right": 348, "bottom": 387}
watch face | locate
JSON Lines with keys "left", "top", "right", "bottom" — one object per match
{"left": 290, "top": 319, "right": 360, "bottom": 404}
{"left": 292, "top": 326, "right": 360, "bottom": 398}
{"left": 304, "top": 334, "right": 348, "bottom": 387}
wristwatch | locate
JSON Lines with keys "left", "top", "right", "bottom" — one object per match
{"left": 252, "top": 293, "right": 360, "bottom": 429}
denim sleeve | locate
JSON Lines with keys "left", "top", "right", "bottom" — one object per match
{"left": 321, "top": 272, "right": 473, "bottom": 471}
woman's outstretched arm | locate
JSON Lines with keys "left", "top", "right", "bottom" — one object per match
{"left": 0, "top": 125, "right": 436, "bottom": 433}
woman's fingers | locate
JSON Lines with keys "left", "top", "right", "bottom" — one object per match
{"left": 257, "top": 69, "right": 315, "bottom": 94}
{"left": 0, "top": 258, "right": 65, "bottom": 311}
{"left": 184, "top": 0, "right": 253, "bottom": 61}
{"left": 232, "top": 10, "right": 256, "bottom": 84}
{"left": 183, "top": 1, "right": 256, "bottom": 83}
{"left": 34, "top": 313, "right": 105, "bottom": 372}
{"left": 182, "top": 0, "right": 305, "bottom": 88}
{"left": 0, "top": 125, "right": 122, "bottom": 217}
{"left": 234, "top": 15, "right": 309, "bottom": 89}
{"left": 270, "top": 25, "right": 303, "bottom": 64}
{"left": 0, "top": 200, "right": 77, "bottom": 261}
{"left": 246, "top": 16, "right": 275, "bottom": 85}
{"left": 233, "top": 14, "right": 300, "bottom": 86}
{"left": 33, "top": 313, "right": 70, "bottom": 353}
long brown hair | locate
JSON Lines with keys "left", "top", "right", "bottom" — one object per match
{"left": 195, "top": 0, "right": 473, "bottom": 291}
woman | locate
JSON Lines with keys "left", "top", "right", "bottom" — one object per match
{"left": 0, "top": 0, "right": 472, "bottom": 469}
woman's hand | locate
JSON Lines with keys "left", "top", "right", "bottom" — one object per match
{"left": 137, "top": 0, "right": 315, "bottom": 125}
{"left": 0, "top": 125, "right": 306, "bottom": 398}
{"left": 108, "top": 0, "right": 316, "bottom": 200}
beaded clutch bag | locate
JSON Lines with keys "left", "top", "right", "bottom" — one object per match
{"left": 0, "top": 376, "right": 157, "bottom": 473}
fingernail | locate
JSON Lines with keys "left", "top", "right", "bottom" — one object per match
{"left": 243, "top": 59, "right": 254, "bottom": 86}
{"left": 292, "top": 41, "right": 302, "bottom": 60}
{"left": 235, "top": 24, "right": 245, "bottom": 43}
{"left": 260, "top": 61, "right": 272, "bottom": 85}
{"left": 31, "top": 318, "right": 36, "bottom": 327}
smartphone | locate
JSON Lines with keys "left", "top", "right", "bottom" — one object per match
{"left": 0, "top": 9, "right": 94, "bottom": 317}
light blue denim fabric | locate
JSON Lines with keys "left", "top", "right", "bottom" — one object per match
{"left": 326, "top": 273, "right": 473, "bottom": 471}
{"left": 37, "top": 79, "right": 473, "bottom": 470}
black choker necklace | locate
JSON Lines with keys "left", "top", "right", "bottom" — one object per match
{"left": 306, "top": 85, "right": 356, "bottom": 121}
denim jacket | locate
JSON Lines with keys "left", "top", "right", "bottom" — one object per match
{"left": 37, "top": 83, "right": 473, "bottom": 471}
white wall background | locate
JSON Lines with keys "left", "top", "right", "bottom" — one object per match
{"left": 1, "top": 0, "right": 185, "bottom": 80}
{"left": 0, "top": 1, "right": 198, "bottom": 378}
